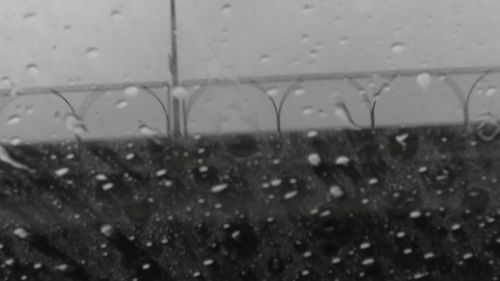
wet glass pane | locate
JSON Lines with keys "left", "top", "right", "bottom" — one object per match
{"left": 0, "top": 1, "right": 499, "bottom": 281}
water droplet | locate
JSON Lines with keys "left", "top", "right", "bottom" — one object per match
{"left": 462, "top": 253, "right": 474, "bottom": 260}
{"left": 475, "top": 114, "right": 500, "bottom": 141}
{"left": 27, "top": 64, "right": 39, "bottom": 76}
{"left": 124, "top": 86, "right": 139, "bottom": 97}
{"left": 284, "top": 190, "right": 298, "bottom": 200}
{"left": 64, "top": 114, "right": 87, "bottom": 136}
{"left": 100, "top": 224, "right": 114, "bottom": 237}
{"left": 409, "top": 210, "right": 422, "bottom": 219}
{"left": 25, "top": 106, "right": 34, "bottom": 114}
{"left": 10, "top": 138, "right": 21, "bottom": 146}
{"left": 300, "top": 34, "right": 309, "bottom": 43}
{"left": 303, "top": 4, "right": 313, "bottom": 13}
{"left": 391, "top": 42, "right": 405, "bottom": 54}
{"left": 7, "top": 115, "right": 21, "bottom": 126}
{"left": 1, "top": 77, "right": 13, "bottom": 88}
{"left": 302, "top": 106, "right": 314, "bottom": 115}
{"left": 54, "top": 264, "right": 68, "bottom": 272}
{"left": 335, "top": 156, "right": 349, "bottom": 166}
{"left": 156, "top": 169, "right": 167, "bottom": 177}
{"left": 413, "top": 272, "right": 429, "bottom": 280}
{"left": 331, "top": 257, "right": 341, "bottom": 264}
{"left": 172, "top": 86, "right": 189, "bottom": 98}
{"left": 221, "top": 3, "right": 232, "bottom": 14}
{"left": 331, "top": 93, "right": 359, "bottom": 129}
{"left": 139, "top": 124, "right": 158, "bottom": 136}
{"left": 23, "top": 12, "right": 36, "bottom": 23}
{"left": 486, "top": 87, "right": 498, "bottom": 97}
{"left": 395, "top": 133, "right": 409, "bottom": 146}
{"left": 102, "top": 182, "right": 114, "bottom": 191}
{"left": 203, "top": 259, "right": 214, "bottom": 266}
{"left": 116, "top": 99, "right": 128, "bottom": 109}
{"left": 307, "top": 153, "right": 321, "bottom": 166}
{"left": 270, "top": 178, "right": 282, "bottom": 186}
{"left": 416, "top": 73, "right": 432, "bottom": 90}
{"left": 329, "top": 185, "right": 344, "bottom": 198}
{"left": 141, "top": 263, "right": 151, "bottom": 270}
{"left": 110, "top": 10, "right": 122, "bottom": 21}
{"left": 424, "top": 252, "right": 435, "bottom": 259}
{"left": 339, "top": 37, "right": 349, "bottom": 46}
{"left": 266, "top": 87, "right": 279, "bottom": 97}
{"left": 95, "top": 174, "right": 107, "bottom": 181}
{"left": 13, "top": 228, "right": 29, "bottom": 239}
{"left": 261, "top": 54, "right": 270, "bottom": 63}
{"left": 294, "top": 88, "right": 306, "bottom": 96}
{"left": 360, "top": 242, "right": 371, "bottom": 249}
{"left": 55, "top": 167, "right": 69, "bottom": 177}
{"left": 361, "top": 258, "right": 375, "bottom": 266}
{"left": 85, "top": 47, "right": 100, "bottom": 59}
{"left": 0, "top": 145, "right": 31, "bottom": 171}
{"left": 211, "top": 183, "right": 228, "bottom": 193}
{"left": 307, "top": 130, "right": 317, "bottom": 138}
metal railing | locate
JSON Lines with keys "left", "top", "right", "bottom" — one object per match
{"left": 0, "top": 65, "right": 498, "bottom": 140}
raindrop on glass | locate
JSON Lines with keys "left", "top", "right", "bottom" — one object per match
{"left": 23, "top": 12, "right": 36, "bottom": 23}
{"left": 329, "top": 185, "right": 344, "bottom": 198}
{"left": 302, "top": 4, "right": 313, "bottom": 13}
{"left": 102, "top": 182, "right": 114, "bottom": 191}
{"left": 172, "top": 86, "right": 189, "bottom": 98}
{"left": 294, "top": 88, "right": 306, "bottom": 96}
{"left": 261, "top": 54, "right": 270, "bottom": 63}
{"left": 55, "top": 167, "right": 69, "bottom": 177}
{"left": 1, "top": 76, "right": 12, "bottom": 88}
{"left": 13, "top": 228, "right": 29, "bottom": 239}
{"left": 221, "top": 3, "right": 232, "bottom": 14}
{"left": 416, "top": 72, "right": 432, "bottom": 90}
{"left": 301, "top": 34, "right": 309, "bottom": 43}
{"left": 486, "top": 87, "right": 498, "bottom": 97}
{"left": 302, "top": 106, "right": 314, "bottom": 115}
{"left": 100, "top": 224, "right": 114, "bottom": 237}
{"left": 284, "top": 190, "right": 298, "bottom": 200}
{"left": 124, "top": 86, "right": 139, "bottom": 97}
{"left": 266, "top": 87, "right": 279, "bottom": 97}
{"left": 335, "top": 156, "right": 349, "bottom": 166}
{"left": 203, "top": 259, "right": 214, "bottom": 266}
{"left": 307, "top": 153, "right": 321, "bottom": 166}
{"left": 86, "top": 47, "right": 100, "bottom": 59}
{"left": 211, "top": 183, "right": 228, "bottom": 193}
{"left": 139, "top": 124, "right": 158, "bottom": 136}
{"left": 7, "top": 115, "right": 21, "bottom": 126}
{"left": 391, "top": 42, "right": 405, "bottom": 54}
{"left": 110, "top": 10, "right": 122, "bottom": 21}
{"left": 10, "top": 138, "right": 21, "bottom": 146}
{"left": 27, "top": 64, "right": 39, "bottom": 76}
{"left": 64, "top": 114, "right": 87, "bottom": 136}
{"left": 339, "top": 37, "right": 349, "bottom": 46}
{"left": 116, "top": 99, "right": 128, "bottom": 109}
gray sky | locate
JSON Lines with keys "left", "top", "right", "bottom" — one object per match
{"left": 1, "top": 0, "right": 500, "bottom": 142}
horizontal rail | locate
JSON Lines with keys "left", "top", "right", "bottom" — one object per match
{"left": 0, "top": 80, "right": 168, "bottom": 96}
{"left": 181, "top": 65, "right": 500, "bottom": 86}
{"left": 2, "top": 65, "right": 500, "bottom": 96}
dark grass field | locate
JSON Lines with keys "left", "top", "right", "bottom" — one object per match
{"left": 0, "top": 125, "right": 499, "bottom": 280}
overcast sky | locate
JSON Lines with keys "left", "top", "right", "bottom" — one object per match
{"left": 1, "top": 0, "right": 500, "bottom": 141}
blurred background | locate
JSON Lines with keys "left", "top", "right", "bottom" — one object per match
{"left": 1, "top": 0, "right": 500, "bottom": 142}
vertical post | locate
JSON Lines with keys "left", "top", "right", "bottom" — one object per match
{"left": 170, "top": 0, "right": 179, "bottom": 86}
{"left": 170, "top": 0, "right": 183, "bottom": 137}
